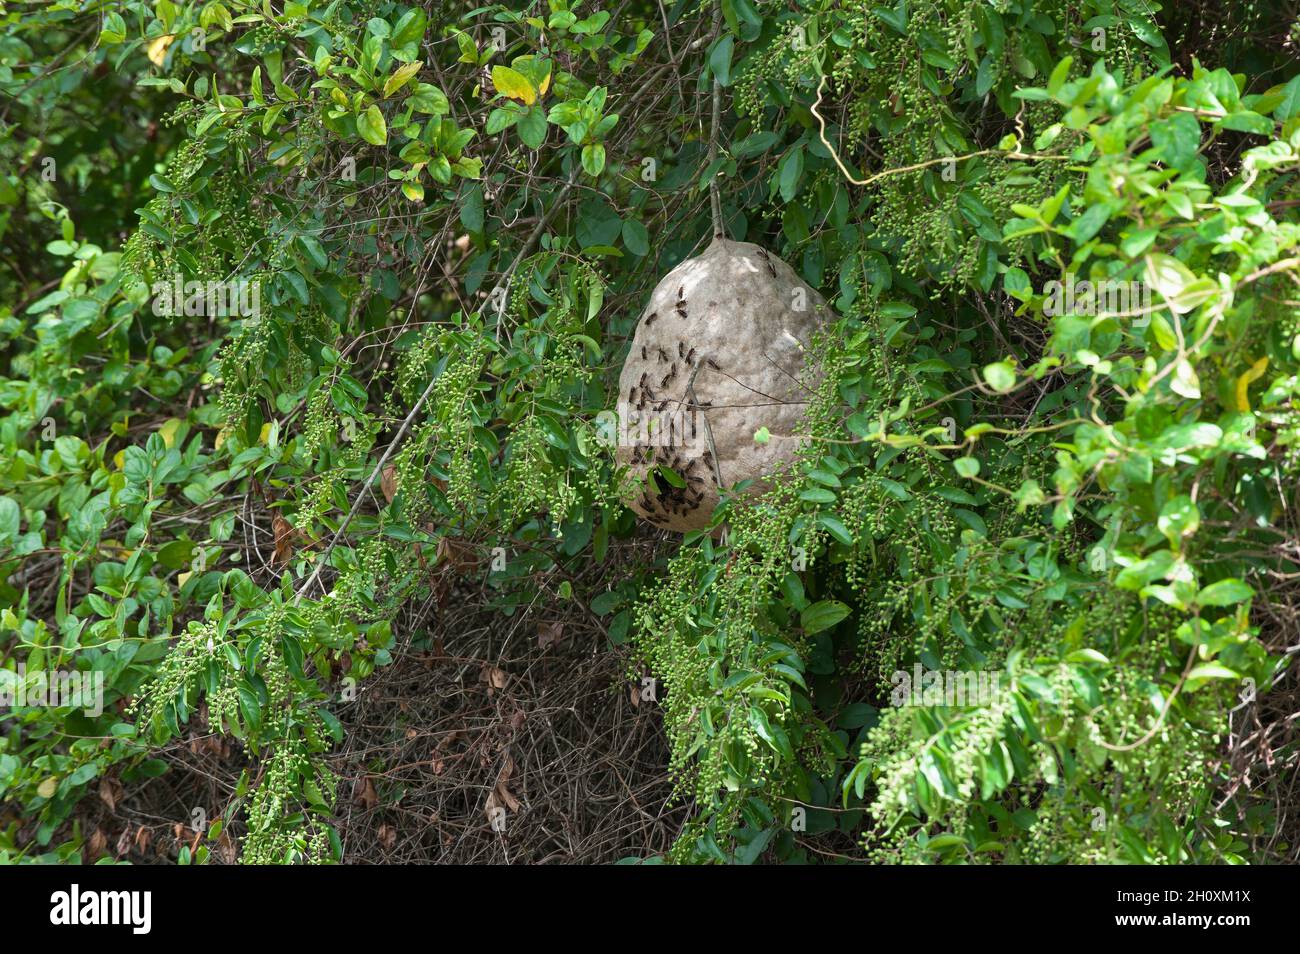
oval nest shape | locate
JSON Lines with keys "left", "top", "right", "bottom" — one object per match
{"left": 615, "top": 237, "right": 831, "bottom": 531}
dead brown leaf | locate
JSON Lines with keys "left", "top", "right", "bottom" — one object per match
{"left": 98, "top": 777, "right": 122, "bottom": 813}
{"left": 272, "top": 514, "right": 299, "bottom": 565}
{"left": 354, "top": 776, "right": 379, "bottom": 810}
{"left": 215, "top": 829, "right": 236, "bottom": 864}
{"left": 494, "top": 754, "right": 521, "bottom": 812}
{"left": 436, "top": 536, "right": 479, "bottom": 574}
{"left": 537, "top": 620, "right": 564, "bottom": 650}
{"left": 380, "top": 464, "right": 398, "bottom": 503}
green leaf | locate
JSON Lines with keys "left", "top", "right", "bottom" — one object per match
{"left": 982, "top": 361, "right": 1017, "bottom": 393}
{"left": 581, "top": 143, "right": 605, "bottom": 177}
{"left": 1277, "top": 75, "right": 1300, "bottom": 120}
{"left": 1186, "top": 663, "right": 1242, "bottom": 682}
{"left": 1047, "top": 56, "right": 1072, "bottom": 97}
{"left": 621, "top": 220, "right": 649, "bottom": 256}
{"left": 518, "top": 105, "right": 547, "bottom": 149}
{"left": 0, "top": 496, "right": 20, "bottom": 544}
{"left": 296, "top": 234, "right": 328, "bottom": 271}
{"left": 1170, "top": 359, "right": 1201, "bottom": 400}
{"left": 779, "top": 146, "right": 804, "bottom": 202}
{"left": 733, "top": 131, "right": 780, "bottom": 158}
{"left": 801, "top": 599, "right": 851, "bottom": 634}
{"left": 1197, "top": 579, "right": 1253, "bottom": 607}
{"left": 709, "top": 35, "right": 734, "bottom": 87}
{"left": 358, "top": 105, "right": 388, "bottom": 145}
{"left": 1150, "top": 113, "right": 1202, "bottom": 169}
{"left": 816, "top": 513, "right": 853, "bottom": 545}
{"left": 409, "top": 83, "right": 450, "bottom": 115}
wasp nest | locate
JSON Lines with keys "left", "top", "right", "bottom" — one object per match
{"left": 615, "top": 237, "right": 830, "bottom": 531}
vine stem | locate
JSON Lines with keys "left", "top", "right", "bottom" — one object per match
{"left": 1091, "top": 646, "right": 1199, "bottom": 752}
{"left": 707, "top": 1, "right": 725, "bottom": 241}
{"left": 810, "top": 74, "right": 1069, "bottom": 188}
{"left": 294, "top": 170, "right": 578, "bottom": 604}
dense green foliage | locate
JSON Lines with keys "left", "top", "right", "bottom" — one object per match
{"left": 2, "top": 0, "right": 1299, "bottom": 863}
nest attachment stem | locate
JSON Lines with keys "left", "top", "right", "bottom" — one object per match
{"left": 707, "top": 1, "right": 725, "bottom": 242}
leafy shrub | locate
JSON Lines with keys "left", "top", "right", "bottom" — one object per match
{"left": 1, "top": 0, "right": 1298, "bottom": 864}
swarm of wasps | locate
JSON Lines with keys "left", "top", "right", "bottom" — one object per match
{"left": 624, "top": 302, "right": 718, "bottom": 524}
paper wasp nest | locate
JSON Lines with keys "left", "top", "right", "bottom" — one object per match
{"left": 615, "top": 237, "right": 830, "bottom": 531}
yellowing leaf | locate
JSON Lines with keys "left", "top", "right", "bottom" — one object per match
{"left": 1235, "top": 356, "right": 1269, "bottom": 411}
{"left": 214, "top": 427, "right": 229, "bottom": 450}
{"left": 37, "top": 777, "right": 57, "bottom": 799}
{"left": 492, "top": 66, "right": 536, "bottom": 105}
{"left": 384, "top": 60, "right": 423, "bottom": 98}
{"left": 158, "top": 417, "right": 182, "bottom": 448}
{"left": 357, "top": 105, "right": 388, "bottom": 146}
{"left": 113, "top": 449, "right": 125, "bottom": 470}
{"left": 147, "top": 34, "right": 174, "bottom": 67}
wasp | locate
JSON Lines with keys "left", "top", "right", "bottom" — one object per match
{"left": 644, "top": 311, "right": 658, "bottom": 327}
